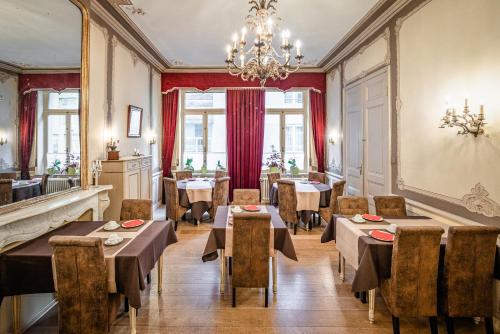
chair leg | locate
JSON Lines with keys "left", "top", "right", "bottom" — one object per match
{"left": 228, "top": 257, "right": 232, "bottom": 275}
{"left": 265, "top": 288, "right": 268, "bottom": 308}
{"left": 293, "top": 223, "right": 297, "bottom": 235}
{"left": 445, "top": 316, "right": 454, "bottom": 334}
{"left": 429, "top": 316, "right": 438, "bottom": 334}
{"left": 146, "top": 273, "right": 151, "bottom": 284}
{"left": 392, "top": 316, "right": 400, "bottom": 334}
{"left": 232, "top": 288, "right": 236, "bottom": 307}
{"left": 485, "top": 317, "right": 494, "bottom": 334}
{"left": 360, "top": 291, "right": 367, "bottom": 304}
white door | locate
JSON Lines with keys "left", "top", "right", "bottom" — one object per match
{"left": 364, "top": 69, "right": 390, "bottom": 212}
{"left": 345, "top": 82, "right": 364, "bottom": 196}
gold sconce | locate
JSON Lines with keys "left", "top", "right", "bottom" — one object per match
{"left": 0, "top": 137, "right": 7, "bottom": 146}
{"left": 328, "top": 131, "right": 339, "bottom": 145}
{"left": 148, "top": 133, "right": 157, "bottom": 145}
{"left": 439, "top": 98, "right": 486, "bottom": 137}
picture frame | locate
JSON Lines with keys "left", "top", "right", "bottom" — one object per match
{"left": 127, "top": 105, "right": 143, "bottom": 138}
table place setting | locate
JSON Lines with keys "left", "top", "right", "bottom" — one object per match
{"left": 103, "top": 233, "right": 124, "bottom": 246}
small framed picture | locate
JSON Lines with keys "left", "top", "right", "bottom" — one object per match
{"left": 127, "top": 105, "right": 143, "bottom": 138}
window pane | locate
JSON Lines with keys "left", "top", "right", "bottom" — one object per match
{"left": 70, "top": 115, "right": 80, "bottom": 156}
{"left": 183, "top": 115, "right": 204, "bottom": 170}
{"left": 207, "top": 114, "right": 226, "bottom": 170}
{"left": 263, "top": 114, "right": 281, "bottom": 167}
{"left": 185, "top": 92, "right": 225, "bottom": 109}
{"left": 265, "top": 91, "right": 303, "bottom": 109}
{"left": 47, "top": 115, "right": 67, "bottom": 171}
{"left": 285, "top": 114, "right": 305, "bottom": 170}
{"left": 48, "top": 92, "right": 79, "bottom": 110}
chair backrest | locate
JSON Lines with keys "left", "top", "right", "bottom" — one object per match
{"left": 212, "top": 177, "right": 230, "bottom": 214}
{"left": 48, "top": 236, "right": 109, "bottom": 334}
{"left": 388, "top": 226, "right": 444, "bottom": 317}
{"left": 232, "top": 213, "right": 271, "bottom": 288}
{"left": 0, "top": 172, "right": 16, "bottom": 180}
{"left": 374, "top": 196, "right": 407, "bottom": 217}
{"left": 442, "top": 226, "right": 500, "bottom": 317}
{"left": 277, "top": 180, "right": 298, "bottom": 223}
{"left": 0, "top": 179, "right": 13, "bottom": 205}
{"left": 175, "top": 170, "right": 192, "bottom": 180}
{"left": 232, "top": 189, "right": 260, "bottom": 205}
{"left": 329, "top": 180, "right": 346, "bottom": 214}
{"left": 337, "top": 196, "right": 368, "bottom": 216}
{"left": 164, "top": 177, "right": 181, "bottom": 220}
{"left": 120, "top": 199, "right": 152, "bottom": 220}
{"left": 267, "top": 172, "right": 280, "bottom": 186}
{"left": 215, "top": 170, "right": 228, "bottom": 179}
{"left": 39, "top": 173, "right": 50, "bottom": 195}
{"left": 308, "top": 171, "right": 326, "bottom": 183}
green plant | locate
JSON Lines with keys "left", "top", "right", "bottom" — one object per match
{"left": 48, "top": 159, "right": 62, "bottom": 175}
{"left": 216, "top": 160, "right": 225, "bottom": 170}
{"left": 185, "top": 158, "right": 195, "bottom": 171}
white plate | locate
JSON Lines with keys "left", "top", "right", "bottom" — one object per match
{"left": 104, "top": 236, "right": 123, "bottom": 246}
{"left": 231, "top": 207, "right": 243, "bottom": 214}
{"left": 350, "top": 218, "right": 366, "bottom": 224}
{"left": 103, "top": 224, "right": 120, "bottom": 231}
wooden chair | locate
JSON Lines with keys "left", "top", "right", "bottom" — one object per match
{"left": 232, "top": 189, "right": 260, "bottom": 205}
{"left": 120, "top": 199, "right": 152, "bottom": 220}
{"left": 277, "top": 180, "right": 299, "bottom": 235}
{"left": 174, "top": 170, "right": 192, "bottom": 181}
{"left": 337, "top": 196, "right": 369, "bottom": 216}
{"left": 232, "top": 212, "right": 271, "bottom": 307}
{"left": 164, "top": 177, "right": 188, "bottom": 231}
{"left": 380, "top": 226, "right": 444, "bottom": 334}
{"left": 214, "top": 170, "right": 228, "bottom": 179}
{"left": 441, "top": 226, "right": 500, "bottom": 334}
{"left": 308, "top": 171, "right": 326, "bottom": 183}
{"left": 267, "top": 172, "right": 280, "bottom": 186}
{"left": 210, "top": 177, "right": 230, "bottom": 219}
{"left": 49, "top": 236, "right": 119, "bottom": 333}
{"left": 319, "top": 180, "right": 346, "bottom": 224}
{"left": 374, "top": 196, "right": 407, "bottom": 217}
{"left": 0, "top": 179, "right": 13, "bottom": 205}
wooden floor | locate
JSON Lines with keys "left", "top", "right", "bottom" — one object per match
{"left": 27, "top": 206, "right": 487, "bottom": 334}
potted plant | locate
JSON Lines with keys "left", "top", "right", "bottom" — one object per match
{"left": 216, "top": 160, "right": 225, "bottom": 171}
{"left": 63, "top": 154, "right": 80, "bottom": 175}
{"left": 185, "top": 158, "right": 195, "bottom": 171}
{"left": 107, "top": 138, "right": 120, "bottom": 160}
{"left": 288, "top": 157, "right": 299, "bottom": 176}
{"left": 201, "top": 163, "right": 208, "bottom": 176}
{"left": 47, "top": 159, "right": 62, "bottom": 175}
{"left": 265, "top": 152, "right": 284, "bottom": 174}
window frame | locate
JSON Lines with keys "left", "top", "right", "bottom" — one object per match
{"left": 180, "top": 90, "right": 227, "bottom": 172}
{"left": 263, "top": 89, "right": 309, "bottom": 173}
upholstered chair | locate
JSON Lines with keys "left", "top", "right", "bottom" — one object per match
{"left": 232, "top": 212, "right": 271, "bottom": 307}
{"left": 174, "top": 170, "right": 193, "bottom": 181}
{"left": 120, "top": 199, "right": 152, "bottom": 220}
{"left": 0, "top": 179, "right": 13, "bottom": 205}
{"left": 337, "top": 196, "right": 369, "bottom": 216}
{"left": 308, "top": 171, "right": 326, "bottom": 183}
{"left": 215, "top": 170, "right": 228, "bottom": 179}
{"left": 49, "top": 236, "right": 117, "bottom": 334}
{"left": 232, "top": 189, "right": 260, "bottom": 205}
{"left": 441, "top": 226, "right": 500, "bottom": 334}
{"left": 319, "top": 180, "right": 346, "bottom": 224}
{"left": 381, "top": 226, "right": 444, "bottom": 334}
{"left": 164, "top": 177, "right": 188, "bottom": 231}
{"left": 374, "top": 196, "right": 407, "bottom": 217}
{"left": 0, "top": 172, "right": 16, "bottom": 180}
{"left": 267, "top": 172, "right": 280, "bottom": 187}
{"left": 277, "top": 180, "right": 299, "bottom": 235}
{"left": 210, "top": 176, "right": 230, "bottom": 219}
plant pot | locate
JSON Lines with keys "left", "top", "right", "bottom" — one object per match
{"left": 290, "top": 166, "right": 299, "bottom": 176}
{"left": 269, "top": 167, "right": 280, "bottom": 174}
{"left": 68, "top": 167, "right": 77, "bottom": 175}
{"left": 107, "top": 150, "right": 120, "bottom": 160}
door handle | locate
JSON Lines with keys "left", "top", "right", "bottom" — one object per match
{"left": 359, "top": 164, "right": 363, "bottom": 176}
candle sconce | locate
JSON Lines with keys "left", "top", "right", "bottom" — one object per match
{"left": 91, "top": 160, "right": 102, "bottom": 186}
{"left": 0, "top": 137, "right": 6, "bottom": 146}
{"left": 148, "top": 135, "right": 157, "bottom": 145}
{"left": 439, "top": 99, "right": 486, "bottom": 137}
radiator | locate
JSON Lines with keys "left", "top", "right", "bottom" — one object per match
{"left": 260, "top": 177, "right": 270, "bottom": 203}
{"left": 46, "top": 178, "right": 81, "bottom": 194}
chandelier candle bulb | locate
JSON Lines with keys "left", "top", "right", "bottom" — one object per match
{"left": 295, "top": 40, "right": 302, "bottom": 56}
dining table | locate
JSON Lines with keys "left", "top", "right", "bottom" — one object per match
{"left": 321, "top": 215, "right": 500, "bottom": 323}
{"left": 177, "top": 178, "right": 215, "bottom": 222}
{"left": 202, "top": 205, "right": 298, "bottom": 294}
{"left": 269, "top": 179, "right": 331, "bottom": 226}
{"left": 12, "top": 180, "right": 42, "bottom": 202}
{"left": 0, "top": 219, "right": 178, "bottom": 334}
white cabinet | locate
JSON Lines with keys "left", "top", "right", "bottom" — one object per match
{"left": 100, "top": 156, "right": 152, "bottom": 220}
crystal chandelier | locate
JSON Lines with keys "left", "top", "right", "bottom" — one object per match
{"left": 225, "top": 0, "right": 304, "bottom": 87}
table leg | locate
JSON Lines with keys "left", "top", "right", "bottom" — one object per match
{"left": 220, "top": 249, "right": 225, "bottom": 294}
{"left": 12, "top": 295, "right": 21, "bottom": 334}
{"left": 129, "top": 305, "right": 137, "bottom": 334}
{"left": 339, "top": 256, "right": 346, "bottom": 282}
{"left": 368, "top": 289, "right": 376, "bottom": 323}
{"left": 272, "top": 250, "right": 277, "bottom": 294}
{"left": 157, "top": 254, "right": 164, "bottom": 295}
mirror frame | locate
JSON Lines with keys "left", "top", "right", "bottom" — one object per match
{"left": 0, "top": 0, "right": 89, "bottom": 215}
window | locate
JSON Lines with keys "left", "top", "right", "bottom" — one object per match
{"left": 263, "top": 91, "right": 307, "bottom": 171}
{"left": 181, "top": 92, "right": 227, "bottom": 171}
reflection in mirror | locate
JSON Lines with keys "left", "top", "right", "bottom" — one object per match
{"left": 0, "top": 0, "right": 82, "bottom": 207}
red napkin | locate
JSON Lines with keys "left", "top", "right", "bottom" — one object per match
{"left": 242, "top": 205, "right": 260, "bottom": 212}
{"left": 121, "top": 219, "right": 145, "bottom": 228}
{"left": 362, "top": 214, "right": 383, "bottom": 222}
{"left": 369, "top": 230, "right": 395, "bottom": 242}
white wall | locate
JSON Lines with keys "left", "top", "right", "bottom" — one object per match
{"left": 0, "top": 72, "right": 18, "bottom": 170}
{"left": 325, "top": 68, "right": 342, "bottom": 176}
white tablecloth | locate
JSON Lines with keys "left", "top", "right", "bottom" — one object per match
{"left": 186, "top": 180, "right": 213, "bottom": 203}
{"left": 294, "top": 181, "right": 321, "bottom": 211}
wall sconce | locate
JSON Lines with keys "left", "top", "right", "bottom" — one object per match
{"left": 328, "top": 131, "right": 338, "bottom": 145}
{"left": 328, "top": 136, "right": 335, "bottom": 145}
{"left": 148, "top": 133, "right": 157, "bottom": 145}
{"left": 439, "top": 98, "right": 486, "bottom": 137}
{"left": 0, "top": 137, "right": 6, "bottom": 146}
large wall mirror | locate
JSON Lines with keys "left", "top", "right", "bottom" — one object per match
{"left": 0, "top": 0, "right": 89, "bottom": 211}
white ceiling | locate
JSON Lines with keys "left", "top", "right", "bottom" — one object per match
{"left": 119, "top": 0, "right": 379, "bottom": 68}
{"left": 0, "top": 0, "right": 82, "bottom": 69}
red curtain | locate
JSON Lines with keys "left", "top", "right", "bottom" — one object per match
{"left": 162, "top": 90, "right": 179, "bottom": 178}
{"left": 19, "top": 91, "right": 38, "bottom": 180}
{"left": 310, "top": 90, "right": 326, "bottom": 173}
{"left": 226, "top": 89, "right": 266, "bottom": 198}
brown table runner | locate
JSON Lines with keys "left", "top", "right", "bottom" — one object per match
{"left": 0, "top": 220, "right": 178, "bottom": 309}
{"left": 202, "top": 205, "right": 298, "bottom": 262}
{"left": 177, "top": 180, "right": 215, "bottom": 221}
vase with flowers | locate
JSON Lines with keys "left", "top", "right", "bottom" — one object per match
{"left": 288, "top": 157, "right": 299, "bottom": 176}
{"left": 107, "top": 138, "right": 120, "bottom": 160}
{"left": 265, "top": 152, "right": 285, "bottom": 174}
